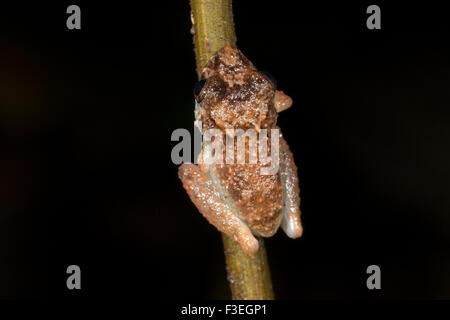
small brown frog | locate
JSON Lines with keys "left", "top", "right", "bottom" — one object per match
{"left": 179, "top": 45, "right": 303, "bottom": 255}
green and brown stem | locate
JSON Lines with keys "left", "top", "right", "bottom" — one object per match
{"left": 189, "top": 0, "right": 274, "bottom": 300}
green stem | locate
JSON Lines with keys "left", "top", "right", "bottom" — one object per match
{"left": 189, "top": 0, "right": 274, "bottom": 300}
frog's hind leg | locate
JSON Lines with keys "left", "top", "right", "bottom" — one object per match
{"left": 279, "top": 136, "right": 303, "bottom": 238}
{"left": 178, "top": 163, "right": 259, "bottom": 255}
{"left": 274, "top": 90, "right": 293, "bottom": 112}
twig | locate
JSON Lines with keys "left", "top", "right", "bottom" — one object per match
{"left": 189, "top": 0, "right": 275, "bottom": 300}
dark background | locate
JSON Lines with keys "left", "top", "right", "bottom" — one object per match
{"left": 1, "top": 1, "right": 450, "bottom": 299}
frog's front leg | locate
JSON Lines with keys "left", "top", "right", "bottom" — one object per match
{"left": 178, "top": 163, "right": 259, "bottom": 255}
{"left": 274, "top": 90, "right": 293, "bottom": 112}
{"left": 279, "top": 136, "right": 304, "bottom": 238}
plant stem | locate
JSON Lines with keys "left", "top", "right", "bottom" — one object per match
{"left": 189, "top": 0, "right": 274, "bottom": 300}
{"left": 190, "top": 0, "right": 236, "bottom": 78}
{"left": 222, "top": 235, "right": 274, "bottom": 299}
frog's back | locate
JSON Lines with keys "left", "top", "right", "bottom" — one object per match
{"left": 213, "top": 162, "right": 283, "bottom": 237}
{"left": 199, "top": 46, "right": 284, "bottom": 237}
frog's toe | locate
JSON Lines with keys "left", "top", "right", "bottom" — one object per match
{"left": 274, "top": 90, "right": 293, "bottom": 112}
{"left": 233, "top": 227, "right": 259, "bottom": 256}
{"left": 281, "top": 210, "right": 303, "bottom": 239}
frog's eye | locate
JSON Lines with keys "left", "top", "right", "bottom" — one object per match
{"left": 194, "top": 79, "right": 207, "bottom": 102}
{"left": 260, "top": 71, "right": 277, "bottom": 87}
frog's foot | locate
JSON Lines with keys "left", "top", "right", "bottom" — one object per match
{"left": 274, "top": 90, "right": 293, "bottom": 113}
{"left": 178, "top": 163, "right": 259, "bottom": 255}
{"left": 279, "top": 136, "right": 303, "bottom": 238}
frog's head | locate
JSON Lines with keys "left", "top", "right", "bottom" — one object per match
{"left": 194, "top": 45, "right": 279, "bottom": 132}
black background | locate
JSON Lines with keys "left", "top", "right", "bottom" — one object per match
{"left": 1, "top": 1, "right": 450, "bottom": 299}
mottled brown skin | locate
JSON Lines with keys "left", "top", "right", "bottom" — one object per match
{"left": 198, "top": 46, "right": 278, "bottom": 132}
{"left": 179, "top": 46, "right": 303, "bottom": 255}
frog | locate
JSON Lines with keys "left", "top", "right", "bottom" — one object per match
{"left": 178, "top": 45, "right": 303, "bottom": 255}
